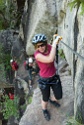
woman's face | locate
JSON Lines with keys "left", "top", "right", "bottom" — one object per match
{"left": 36, "top": 42, "right": 47, "bottom": 53}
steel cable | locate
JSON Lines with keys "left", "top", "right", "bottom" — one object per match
{"left": 60, "top": 40, "right": 84, "bottom": 61}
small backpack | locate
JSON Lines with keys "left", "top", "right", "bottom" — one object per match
{"left": 11, "top": 61, "right": 19, "bottom": 71}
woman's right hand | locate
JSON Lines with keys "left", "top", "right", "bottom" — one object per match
{"left": 52, "top": 35, "right": 62, "bottom": 48}
{"left": 53, "top": 34, "right": 58, "bottom": 41}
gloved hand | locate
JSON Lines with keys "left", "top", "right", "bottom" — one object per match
{"left": 52, "top": 35, "right": 62, "bottom": 48}
{"left": 53, "top": 34, "right": 58, "bottom": 41}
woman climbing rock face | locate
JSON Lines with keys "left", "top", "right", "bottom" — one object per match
{"left": 32, "top": 34, "right": 63, "bottom": 121}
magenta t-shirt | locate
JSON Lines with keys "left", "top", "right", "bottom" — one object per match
{"left": 34, "top": 44, "right": 56, "bottom": 78}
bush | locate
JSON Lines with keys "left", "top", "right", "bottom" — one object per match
{"left": 0, "top": 95, "right": 19, "bottom": 120}
{"left": 58, "top": 49, "right": 65, "bottom": 59}
{"left": 66, "top": 116, "right": 83, "bottom": 125}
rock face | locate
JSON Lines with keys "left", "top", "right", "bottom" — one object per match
{"left": 24, "top": 0, "right": 58, "bottom": 55}
{"left": 0, "top": 30, "right": 25, "bottom": 84}
{"left": 0, "top": 30, "right": 23, "bottom": 58}
{"left": 20, "top": 0, "right": 84, "bottom": 123}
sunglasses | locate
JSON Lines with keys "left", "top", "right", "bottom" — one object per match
{"left": 36, "top": 43, "right": 46, "bottom": 48}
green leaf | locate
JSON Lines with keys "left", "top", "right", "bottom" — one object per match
{"left": 68, "top": 0, "right": 84, "bottom": 15}
{"left": 80, "top": 2, "right": 84, "bottom": 15}
{"left": 1, "top": 95, "right": 19, "bottom": 120}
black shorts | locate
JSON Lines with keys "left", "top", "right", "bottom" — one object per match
{"left": 38, "top": 75, "right": 63, "bottom": 101}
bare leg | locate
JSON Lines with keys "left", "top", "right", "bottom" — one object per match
{"left": 49, "top": 96, "right": 60, "bottom": 107}
{"left": 28, "top": 80, "right": 32, "bottom": 90}
{"left": 41, "top": 100, "right": 48, "bottom": 110}
{"left": 29, "top": 79, "right": 32, "bottom": 86}
{"left": 50, "top": 96, "right": 59, "bottom": 103}
{"left": 15, "top": 71, "right": 17, "bottom": 78}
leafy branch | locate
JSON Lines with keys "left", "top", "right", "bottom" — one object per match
{"left": 68, "top": 0, "right": 84, "bottom": 15}
{"left": 0, "top": 95, "right": 19, "bottom": 120}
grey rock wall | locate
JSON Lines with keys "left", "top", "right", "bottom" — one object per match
{"left": 57, "top": 1, "right": 84, "bottom": 122}
{"left": 24, "top": 0, "right": 58, "bottom": 55}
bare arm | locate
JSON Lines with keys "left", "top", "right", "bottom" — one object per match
{"left": 35, "top": 46, "right": 56, "bottom": 63}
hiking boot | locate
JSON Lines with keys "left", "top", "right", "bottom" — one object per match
{"left": 49, "top": 99, "right": 60, "bottom": 108}
{"left": 43, "top": 109, "right": 50, "bottom": 121}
